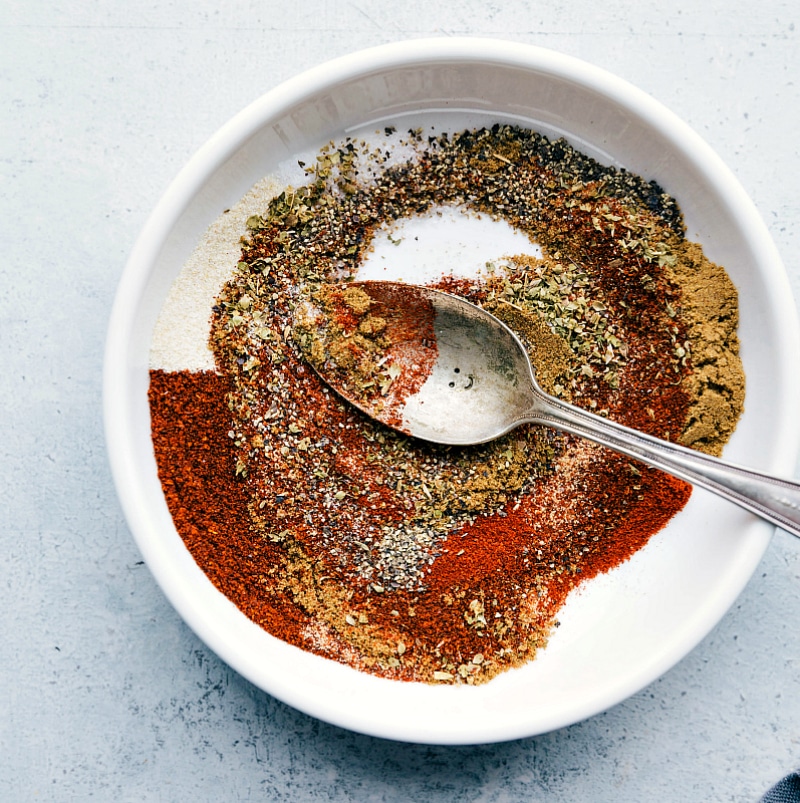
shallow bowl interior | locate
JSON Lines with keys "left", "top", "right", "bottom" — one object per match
{"left": 104, "top": 38, "right": 800, "bottom": 744}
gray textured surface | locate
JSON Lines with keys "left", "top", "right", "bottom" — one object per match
{"left": 3, "top": 2, "right": 800, "bottom": 800}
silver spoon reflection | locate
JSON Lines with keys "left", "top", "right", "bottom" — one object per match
{"left": 301, "top": 280, "right": 800, "bottom": 539}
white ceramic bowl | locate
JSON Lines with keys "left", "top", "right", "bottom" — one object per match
{"left": 104, "top": 38, "right": 800, "bottom": 744}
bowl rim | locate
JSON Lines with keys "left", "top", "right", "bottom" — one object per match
{"left": 104, "top": 37, "right": 800, "bottom": 744}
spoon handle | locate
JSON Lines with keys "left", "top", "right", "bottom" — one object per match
{"left": 529, "top": 396, "right": 800, "bottom": 539}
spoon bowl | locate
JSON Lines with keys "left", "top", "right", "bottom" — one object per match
{"left": 306, "top": 280, "right": 800, "bottom": 539}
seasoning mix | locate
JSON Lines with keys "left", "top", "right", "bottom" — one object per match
{"left": 149, "top": 124, "right": 745, "bottom": 684}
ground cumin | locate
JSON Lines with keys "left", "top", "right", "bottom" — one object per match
{"left": 487, "top": 296, "right": 575, "bottom": 400}
{"left": 670, "top": 240, "right": 745, "bottom": 455}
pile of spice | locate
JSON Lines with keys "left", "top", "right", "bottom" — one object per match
{"left": 293, "top": 281, "right": 440, "bottom": 430}
{"left": 149, "top": 124, "right": 745, "bottom": 685}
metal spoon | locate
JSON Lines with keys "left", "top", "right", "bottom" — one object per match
{"left": 302, "top": 280, "right": 800, "bottom": 538}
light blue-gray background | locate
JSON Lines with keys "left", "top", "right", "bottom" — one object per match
{"left": 3, "top": 2, "right": 799, "bottom": 801}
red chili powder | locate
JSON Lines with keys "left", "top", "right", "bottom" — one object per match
{"left": 149, "top": 370, "right": 315, "bottom": 645}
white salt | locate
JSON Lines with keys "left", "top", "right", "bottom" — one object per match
{"left": 148, "top": 175, "right": 285, "bottom": 372}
